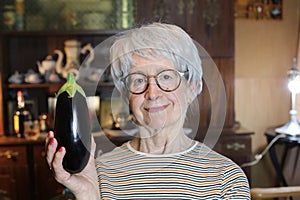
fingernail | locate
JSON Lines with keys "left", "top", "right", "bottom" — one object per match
{"left": 59, "top": 147, "right": 64, "bottom": 152}
{"left": 47, "top": 131, "right": 51, "bottom": 138}
{"left": 49, "top": 138, "right": 54, "bottom": 145}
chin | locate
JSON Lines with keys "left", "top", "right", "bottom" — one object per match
{"left": 144, "top": 121, "right": 166, "bottom": 131}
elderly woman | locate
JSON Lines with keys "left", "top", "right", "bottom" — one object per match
{"left": 46, "top": 23, "right": 250, "bottom": 199}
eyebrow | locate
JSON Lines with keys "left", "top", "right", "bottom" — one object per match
{"left": 129, "top": 64, "right": 174, "bottom": 74}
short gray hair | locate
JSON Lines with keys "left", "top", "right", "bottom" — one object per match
{"left": 110, "top": 23, "right": 203, "bottom": 96}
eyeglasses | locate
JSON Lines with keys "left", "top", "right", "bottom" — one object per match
{"left": 121, "top": 69, "right": 188, "bottom": 94}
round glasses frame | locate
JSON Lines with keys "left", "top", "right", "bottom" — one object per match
{"left": 121, "top": 69, "right": 188, "bottom": 94}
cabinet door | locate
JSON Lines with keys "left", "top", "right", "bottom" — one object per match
{"left": 214, "top": 134, "right": 252, "bottom": 180}
{"left": 135, "top": 0, "right": 234, "bottom": 57}
{"left": 33, "top": 145, "right": 64, "bottom": 200}
{"left": 0, "top": 174, "right": 15, "bottom": 199}
{"left": 0, "top": 146, "right": 30, "bottom": 200}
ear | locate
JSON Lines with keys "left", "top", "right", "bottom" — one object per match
{"left": 187, "top": 81, "right": 199, "bottom": 103}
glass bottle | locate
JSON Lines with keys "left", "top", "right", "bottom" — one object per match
{"left": 15, "top": 0, "right": 25, "bottom": 30}
{"left": 2, "top": 0, "right": 16, "bottom": 30}
{"left": 13, "top": 90, "right": 31, "bottom": 138}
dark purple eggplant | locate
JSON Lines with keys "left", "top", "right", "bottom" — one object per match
{"left": 54, "top": 73, "right": 91, "bottom": 174}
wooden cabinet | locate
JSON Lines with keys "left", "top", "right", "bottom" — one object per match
{"left": 0, "top": 0, "right": 236, "bottom": 135}
{"left": 135, "top": 0, "right": 234, "bottom": 57}
{"left": 33, "top": 145, "right": 64, "bottom": 200}
{"left": 0, "top": 30, "right": 117, "bottom": 135}
{"left": 0, "top": 145, "right": 30, "bottom": 199}
{"left": 0, "top": 137, "right": 64, "bottom": 200}
{"left": 214, "top": 128, "right": 253, "bottom": 181}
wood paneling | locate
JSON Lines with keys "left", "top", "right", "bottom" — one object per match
{"left": 135, "top": 0, "right": 234, "bottom": 58}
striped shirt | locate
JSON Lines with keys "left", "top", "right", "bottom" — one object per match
{"left": 96, "top": 141, "right": 250, "bottom": 199}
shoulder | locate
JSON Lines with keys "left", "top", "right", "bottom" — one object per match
{"left": 192, "top": 143, "right": 250, "bottom": 198}
{"left": 96, "top": 142, "right": 130, "bottom": 161}
{"left": 191, "top": 142, "right": 238, "bottom": 165}
{"left": 192, "top": 142, "right": 249, "bottom": 183}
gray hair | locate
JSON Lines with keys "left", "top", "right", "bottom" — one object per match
{"left": 110, "top": 23, "right": 203, "bottom": 96}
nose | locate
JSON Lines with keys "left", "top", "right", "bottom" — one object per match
{"left": 144, "top": 77, "right": 162, "bottom": 100}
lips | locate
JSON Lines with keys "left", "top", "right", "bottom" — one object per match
{"left": 144, "top": 104, "right": 169, "bottom": 113}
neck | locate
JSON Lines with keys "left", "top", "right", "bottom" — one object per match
{"left": 130, "top": 128, "right": 195, "bottom": 154}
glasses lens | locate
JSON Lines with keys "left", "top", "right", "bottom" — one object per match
{"left": 123, "top": 69, "right": 183, "bottom": 94}
{"left": 157, "top": 70, "right": 181, "bottom": 91}
{"left": 125, "top": 73, "right": 147, "bottom": 94}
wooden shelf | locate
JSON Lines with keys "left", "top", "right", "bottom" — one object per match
{"left": 0, "top": 29, "right": 123, "bottom": 37}
{"left": 8, "top": 83, "right": 62, "bottom": 88}
{"left": 7, "top": 81, "right": 115, "bottom": 95}
{"left": 234, "top": 0, "right": 283, "bottom": 20}
{"left": 8, "top": 83, "right": 63, "bottom": 94}
{"left": 7, "top": 81, "right": 114, "bottom": 88}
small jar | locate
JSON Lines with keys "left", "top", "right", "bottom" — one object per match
{"left": 39, "top": 114, "right": 48, "bottom": 133}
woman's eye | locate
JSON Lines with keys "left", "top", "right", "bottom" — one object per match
{"left": 162, "top": 74, "right": 173, "bottom": 80}
{"left": 165, "top": 75, "right": 171, "bottom": 79}
{"left": 133, "top": 78, "right": 145, "bottom": 85}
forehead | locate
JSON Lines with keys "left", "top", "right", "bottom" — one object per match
{"left": 130, "top": 54, "right": 175, "bottom": 72}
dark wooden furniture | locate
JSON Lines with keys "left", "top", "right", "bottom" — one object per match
{"left": 0, "top": 0, "right": 236, "bottom": 135}
{"left": 265, "top": 127, "right": 300, "bottom": 187}
{"left": 215, "top": 128, "right": 253, "bottom": 181}
{"left": 0, "top": 136, "right": 64, "bottom": 200}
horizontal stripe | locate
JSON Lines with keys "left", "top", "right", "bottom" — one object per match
{"left": 97, "top": 141, "right": 250, "bottom": 199}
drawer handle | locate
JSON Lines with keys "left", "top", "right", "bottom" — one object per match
{"left": 0, "top": 150, "right": 19, "bottom": 160}
{"left": 226, "top": 143, "right": 245, "bottom": 151}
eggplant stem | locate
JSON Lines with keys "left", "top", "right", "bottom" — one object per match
{"left": 56, "top": 73, "right": 86, "bottom": 98}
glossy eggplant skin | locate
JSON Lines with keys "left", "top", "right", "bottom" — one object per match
{"left": 54, "top": 91, "right": 91, "bottom": 174}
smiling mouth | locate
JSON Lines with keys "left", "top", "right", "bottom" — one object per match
{"left": 144, "top": 105, "right": 169, "bottom": 113}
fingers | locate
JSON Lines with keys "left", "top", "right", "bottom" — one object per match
{"left": 52, "top": 147, "right": 71, "bottom": 183}
{"left": 52, "top": 146, "right": 65, "bottom": 169}
{"left": 91, "top": 136, "right": 96, "bottom": 158}
{"left": 45, "top": 131, "right": 54, "bottom": 151}
{"left": 45, "top": 131, "right": 57, "bottom": 170}
{"left": 45, "top": 132, "right": 71, "bottom": 184}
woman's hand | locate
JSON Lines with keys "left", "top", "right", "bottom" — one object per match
{"left": 45, "top": 131, "right": 100, "bottom": 200}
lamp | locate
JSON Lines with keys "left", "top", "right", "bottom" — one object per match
{"left": 276, "top": 58, "right": 300, "bottom": 136}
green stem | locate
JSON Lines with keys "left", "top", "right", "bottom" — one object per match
{"left": 56, "top": 73, "right": 86, "bottom": 98}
